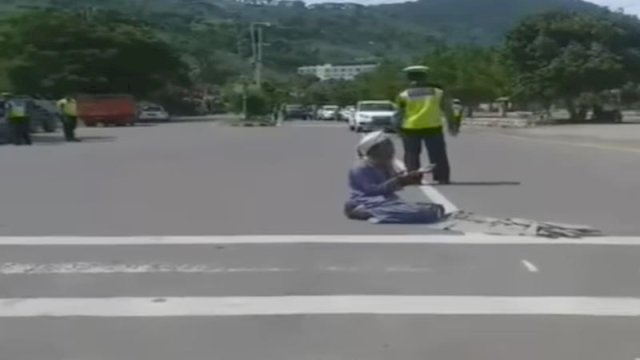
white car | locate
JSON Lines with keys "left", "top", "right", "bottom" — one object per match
{"left": 339, "top": 106, "right": 355, "bottom": 122}
{"left": 137, "top": 104, "right": 170, "bottom": 122}
{"left": 317, "top": 105, "right": 339, "bottom": 120}
{"left": 351, "top": 100, "right": 396, "bottom": 132}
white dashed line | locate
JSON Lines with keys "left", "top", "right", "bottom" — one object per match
{"left": 521, "top": 259, "right": 539, "bottom": 273}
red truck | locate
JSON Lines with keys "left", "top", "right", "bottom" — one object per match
{"left": 77, "top": 94, "right": 137, "bottom": 127}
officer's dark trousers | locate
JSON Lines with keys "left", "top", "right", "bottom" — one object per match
{"left": 9, "top": 120, "right": 32, "bottom": 146}
{"left": 62, "top": 115, "right": 78, "bottom": 141}
{"left": 401, "top": 128, "right": 450, "bottom": 183}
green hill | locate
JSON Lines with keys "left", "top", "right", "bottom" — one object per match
{"left": 0, "top": 0, "right": 609, "bottom": 78}
{"left": 374, "top": 0, "right": 601, "bottom": 43}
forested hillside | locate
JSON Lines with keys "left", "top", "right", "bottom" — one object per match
{"left": 0, "top": 0, "right": 606, "bottom": 68}
{"left": 1, "top": 0, "right": 638, "bottom": 119}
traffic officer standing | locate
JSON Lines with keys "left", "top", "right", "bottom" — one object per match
{"left": 4, "top": 94, "right": 32, "bottom": 146}
{"left": 57, "top": 95, "right": 80, "bottom": 142}
{"left": 395, "top": 66, "right": 459, "bottom": 184}
{"left": 452, "top": 98, "right": 465, "bottom": 124}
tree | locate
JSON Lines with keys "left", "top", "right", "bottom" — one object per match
{"left": 0, "top": 11, "right": 190, "bottom": 98}
{"left": 422, "top": 46, "right": 513, "bottom": 107}
{"left": 0, "top": 59, "right": 11, "bottom": 91}
{"left": 504, "top": 11, "right": 640, "bottom": 120}
{"left": 180, "top": 23, "right": 243, "bottom": 86}
{"left": 353, "top": 62, "right": 405, "bottom": 101}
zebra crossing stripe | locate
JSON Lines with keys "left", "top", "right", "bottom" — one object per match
{"left": 0, "top": 296, "right": 639, "bottom": 317}
{"left": 0, "top": 235, "right": 638, "bottom": 245}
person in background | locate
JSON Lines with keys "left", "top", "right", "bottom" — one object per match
{"left": 4, "top": 94, "right": 32, "bottom": 146}
{"left": 57, "top": 95, "right": 80, "bottom": 142}
{"left": 344, "top": 131, "right": 445, "bottom": 224}
{"left": 452, "top": 98, "right": 464, "bottom": 124}
{"left": 395, "top": 65, "right": 459, "bottom": 184}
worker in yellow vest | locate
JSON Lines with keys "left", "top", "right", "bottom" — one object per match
{"left": 452, "top": 98, "right": 464, "bottom": 124}
{"left": 57, "top": 95, "right": 80, "bottom": 142}
{"left": 395, "top": 66, "right": 459, "bottom": 184}
{"left": 4, "top": 94, "right": 32, "bottom": 146}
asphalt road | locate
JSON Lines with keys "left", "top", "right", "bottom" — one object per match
{"left": 439, "top": 127, "right": 640, "bottom": 235}
{"left": 1, "top": 120, "right": 640, "bottom": 359}
{"left": 2, "top": 120, "right": 640, "bottom": 235}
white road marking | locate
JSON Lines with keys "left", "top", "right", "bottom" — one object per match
{"left": 392, "top": 157, "right": 459, "bottom": 214}
{"left": 1, "top": 296, "right": 640, "bottom": 317}
{"left": 0, "top": 262, "right": 294, "bottom": 275}
{"left": 419, "top": 185, "right": 460, "bottom": 214}
{"left": 521, "top": 259, "right": 539, "bottom": 273}
{"left": 289, "top": 122, "right": 345, "bottom": 128}
{"left": 493, "top": 133, "right": 640, "bottom": 154}
{"left": 315, "top": 266, "right": 431, "bottom": 273}
{"left": 0, "top": 235, "right": 639, "bottom": 245}
{"left": 0, "top": 262, "right": 432, "bottom": 275}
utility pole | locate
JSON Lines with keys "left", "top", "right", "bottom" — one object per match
{"left": 256, "top": 25, "right": 264, "bottom": 88}
{"left": 242, "top": 82, "right": 248, "bottom": 120}
{"left": 250, "top": 22, "right": 270, "bottom": 88}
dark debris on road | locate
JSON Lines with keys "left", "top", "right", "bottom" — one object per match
{"left": 437, "top": 212, "right": 602, "bottom": 238}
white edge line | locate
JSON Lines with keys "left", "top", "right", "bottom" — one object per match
{"left": 0, "top": 235, "right": 639, "bottom": 245}
{"left": 1, "top": 296, "right": 640, "bottom": 317}
{"left": 521, "top": 259, "right": 539, "bottom": 273}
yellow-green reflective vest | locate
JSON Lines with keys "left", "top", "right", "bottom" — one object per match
{"left": 7, "top": 100, "right": 27, "bottom": 119}
{"left": 396, "top": 87, "right": 443, "bottom": 130}
{"left": 58, "top": 99, "right": 77, "bottom": 117}
{"left": 453, "top": 104, "right": 464, "bottom": 122}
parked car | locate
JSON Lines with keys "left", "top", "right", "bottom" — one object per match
{"left": 78, "top": 94, "right": 136, "bottom": 127}
{"left": 137, "top": 103, "right": 170, "bottom": 122}
{"left": 351, "top": 100, "right": 396, "bottom": 132}
{"left": 282, "top": 104, "right": 311, "bottom": 120}
{"left": 317, "top": 105, "right": 339, "bottom": 120}
{"left": 339, "top": 106, "right": 355, "bottom": 122}
{"left": 30, "top": 99, "right": 60, "bottom": 133}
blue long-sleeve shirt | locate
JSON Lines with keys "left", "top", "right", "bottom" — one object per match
{"left": 345, "top": 162, "right": 444, "bottom": 224}
{"left": 348, "top": 163, "right": 400, "bottom": 202}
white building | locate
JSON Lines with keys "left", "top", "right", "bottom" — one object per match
{"left": 297, "top": 63, "right": 378, "bottom": 81}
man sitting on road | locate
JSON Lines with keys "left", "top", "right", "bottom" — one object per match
{"left": 344, "top": 131, "right": 445, "bottom": 224}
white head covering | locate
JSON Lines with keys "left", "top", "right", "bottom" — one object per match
{"left": 402, "top": 65, "right": 430, "bottom": 74}
{"left": 357, "top": 131, "right": 390, "bottom": 159}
